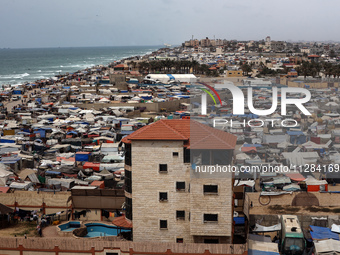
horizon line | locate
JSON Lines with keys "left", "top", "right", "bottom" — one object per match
{"left": 0, "top": 44, "right": 170, "bottom": 50}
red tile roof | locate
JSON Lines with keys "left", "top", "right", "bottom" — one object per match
{"left": 122, "top": 119, "right": 190, "bottom": 142}
{"left": 112, "top": 215, "right": 133, "bottom": 228}
{"left": 122, "top": 119, "right": 237, "bottom": 150}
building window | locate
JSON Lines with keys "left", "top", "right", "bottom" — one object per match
{"left": 204, "top": 214, "right": 218, "bottom": 222}
{"left": 160, "top": 220, "right": 168, "bottom": 229}
{"left": 176, "top": 182, "right": 185, "bottom": 191}
{"left": 203, "top": 185, "right": 218, "bottom": 194}
{"left": 173, "top": 152, "right": 179, "bottom": 157}
{"left": 159, "top": 164, "right": 168, "bottom": 173}
{"left": 176, "top": 238, "right": 184, "bottom": 243}
{"left": 159, "top": 192, "right": 168, "bottom": 201}
{"left": 204, "top": 239, "right": 219, "bottom": 244}
{"left": 176, "top": 210, "right": 185, "bottom": 220}
{"left": 184, "top": 148, "right": 190, "bottom": 163}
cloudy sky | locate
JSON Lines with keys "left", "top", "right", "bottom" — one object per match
{"left": 0, "top": 0, "right": 338, "bottom": 48}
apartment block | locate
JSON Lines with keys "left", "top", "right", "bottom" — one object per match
{"left": 121, "top": 119, "right": 237, "bottom": 244}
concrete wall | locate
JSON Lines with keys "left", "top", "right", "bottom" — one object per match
{"left": 279, "top": 77, "right": 340, "bottom": 88}
{"left": 0, "top": 191, "right": 71, "bottom": 208}
{"left": 0, "top": 237, "right": 247, "bottom": 255}
{"left": 249, "top": 214, "right": 340, "bottom": 231}
{"left": 246, "top": 192, "right": 340, "bottom": 209}
{"left": 75, "top": 99, "right": 190, "bottom": 112}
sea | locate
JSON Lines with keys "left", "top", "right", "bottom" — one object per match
{"left": 0, "top": 46, "right": 161, "bottom": 86}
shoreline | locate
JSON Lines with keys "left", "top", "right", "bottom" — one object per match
{"left": 0, "top": 45, "right": 161, "bottom": 88}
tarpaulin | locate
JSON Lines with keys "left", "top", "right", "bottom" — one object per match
{"left": 83, "top": 162, "right": 100, "bottom": 171}
{"left": 310, "top": 225, "right": 340, "bottom": 240}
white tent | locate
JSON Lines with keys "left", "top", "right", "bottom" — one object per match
{"left": 99, "top": 98, "right": 110, "bottom": 103}
{"left": 314, "top": 239, "right": 340, "bottom": 255}
{"left": 0, "top": 164, "right": 13, "bottom": 186}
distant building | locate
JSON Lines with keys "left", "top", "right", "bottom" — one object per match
{"left": 227, "top": 70, "right": 243, "bottom": 77}
{"left": 271, "top": 41, "right": 286, "bottom": 52}
{"left": 120, "top": 119, "right": 237, "bottom": 243}
{"left": 200, "top": 37, "right": 211, "bottom": 47}
{"left": 300, "top": 47, "right": 311, "bottom": 55}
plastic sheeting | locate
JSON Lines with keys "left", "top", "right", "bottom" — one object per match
{"left": 253, "top": 223, "right": 281, "bottom": 232}
{"left": 310, "top": 225, "right": 340, "bottom": 240}
{"left": 314, "top": 239, "right": 340, "bottom": 254}
{"left": 248, "top": 240, "right": 279, "bottom": 255}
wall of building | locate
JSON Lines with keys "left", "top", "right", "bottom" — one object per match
{"left": 131, "top": 140, "right": 192, "bottom": 243}
{"left": 131, "top": 140, "right": 234, "bottom": 243}
{"left": 227, "top": 71, "right": 243, "bottom": 78}
{"left": 190, "top": 178, "right": 233, "bottom": 238}
{"left": 279, "top": 77, "right": 340, "bottom": 88}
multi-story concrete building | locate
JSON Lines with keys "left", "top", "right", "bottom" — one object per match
{"left": 200, "top": 37, "right": 212, "bottom": 47}
{"left": 271, "top": 41, "right": 286, "bottom": 52}
{"left": 119, "top": 119, "right": 237, "bottom": 244}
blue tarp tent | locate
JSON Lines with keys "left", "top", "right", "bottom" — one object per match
{"left": 0, "top": 139, "right": 15, "bottom": 143}
{"left": 45, "top": 171, "right": 61, "bottom": 175}
{"left": 34, "top": 129, "right": 46, "bottom": 138}
{"left": 75, "top": 152, "right": 90, "bottom": 162}
{"left": 310, "top": 225, "right": 340, "bottom": 240}
{"left": 13, "top": 90, "right": 23, "bottom": 94}
{"left": 67, "top": 131, "right": 78, "bottom": 135}
{"left": 287, "top": 131, "right": 306, "bottom": 145}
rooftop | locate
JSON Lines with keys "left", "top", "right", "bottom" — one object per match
{"left": 122, "top": 119, "right": 237, "bottom": 150}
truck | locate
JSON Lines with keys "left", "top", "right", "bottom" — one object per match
{"left": 280, "top": 215, "right": 306, "bottom": 255}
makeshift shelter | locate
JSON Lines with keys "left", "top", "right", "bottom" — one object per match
{"left": 310, "top": 225, "right": 339, "bottom": 241}
{"left": 9, "top": 181, "right": 33, "bottom": 190}
{"left": 304, "top": 176, "right": 328, "bottom": 192}
{"left": 0, "top": 164, "right": 13, "bottom": 186}
{"left": 248, "top": 239, "right": 280, "bottom": 255}
{"left": 314, "top": 239, "right": 340, "bottom": 255}
{"left": 0, "top": 203, "right": 14, "bottom": 228}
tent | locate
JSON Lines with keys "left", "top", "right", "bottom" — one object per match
{"left": 0, "top": 164, "right": 13, "bottom": 186}
{"left": 310, "top": 225, "right": 340, "bottom": 241}
{"left": 248, "top": 240, "right": 280, "bottom": 255}
{"left": 283, "top": 183, "right": 301, "bottom": 191}
{"left": 304, "top": 176, "right": 328, "bottom": 192}
{"left": 314, "top": 239, "right": 340, "bottom": 254}
{"left": 253, "top": 223, "right": 281, "bottom": 233}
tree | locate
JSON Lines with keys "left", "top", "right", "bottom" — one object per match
{"left": 241, "top": 63, "right": 252, "bottom": 76}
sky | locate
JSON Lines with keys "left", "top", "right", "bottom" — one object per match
{"left": 0, "top": 0, "right": 339, "bottom": 48}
